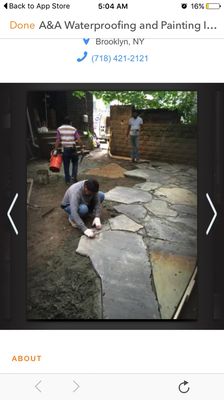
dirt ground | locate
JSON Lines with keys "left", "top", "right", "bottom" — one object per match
{"left": 27, "top": 150, "right": 142, "bottom": 320}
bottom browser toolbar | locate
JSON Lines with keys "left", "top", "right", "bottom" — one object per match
{"left": 0, "top": 373, "right": 223, "bottom": 399}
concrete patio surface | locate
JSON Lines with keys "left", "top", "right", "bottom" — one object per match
{"left": 76, "top": 161, "right": 197, "bottom": 319}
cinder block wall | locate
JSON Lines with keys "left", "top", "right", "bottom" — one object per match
{"left": 109, "top": 105, "right": 197, "bottom": 165}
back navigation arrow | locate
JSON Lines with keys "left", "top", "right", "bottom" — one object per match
{"left": 7, "top": 193, "right": 18, "bottom": 235}
{"left": 206, "top": 193, "right": 217, "bottom": 235}
{"left": 4, "top": 3, "right": 8, "bottom": 8}
{"left": 35, "top": 380, "right": 42, "bottom": 393}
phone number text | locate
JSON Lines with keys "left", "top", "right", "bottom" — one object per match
{"left": 91, "top": 54, "right": 149, "bottom": 63}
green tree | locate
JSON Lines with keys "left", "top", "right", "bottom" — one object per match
{"left": 72, "top": 90, "right": 197, "bottom": 124}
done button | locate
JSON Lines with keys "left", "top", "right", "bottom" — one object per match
{"left": 10, "top": 21, "right": 35, "bottom": 29}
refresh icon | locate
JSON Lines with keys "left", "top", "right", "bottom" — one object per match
{"left": 178, "top": 380, "right": 190, "bottom": 394}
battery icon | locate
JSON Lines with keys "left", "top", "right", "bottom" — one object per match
{"left": 206, "top": 3, "right": 221, "bottom": 8}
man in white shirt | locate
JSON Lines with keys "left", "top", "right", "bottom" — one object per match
{"left": 126, "top": 110, "right": 143, "bottom": 162}
{"left": 54, "top": 116, "right": 83, "bottom": 184}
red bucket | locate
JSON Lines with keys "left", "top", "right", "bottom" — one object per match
{"left": 49, "top": 152, "right": 62, "bottom": 172}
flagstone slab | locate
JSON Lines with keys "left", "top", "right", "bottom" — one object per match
{"left": 156, "top": 165, "right": 182, "bottom": 174}
{"left": 138, "top": 228, "right": 146, "bottom": 236}
{"left": 149, "top": 162, "right": 170, "bottom": 168}
{"left": 182, "top": 185, "right": 197, "bottom": 195}
{"left": 136, "top": 163, "right": 154, "bottom": 169}
{"left": 145, "top": 199, "right": 178, "bottom": 217}
{"left": 134, "top": 182, "right": 161, "bottom": 192}
{"left": 114, "top": 204, "right": 147, "bottom": 222}
{"left": 145, "top": 216, "right": 196, "bottom": 243}
{"left": 150, "top": 249, "right": 196, "bottom": 319}
{"left": 170, "top": 204, "right": 197, "bottom": 216}
{"left": 124, "top": 168, "right": 173, "bottom": 184}
{"left": 105, "top": 186, "right": 152, "bottom": 204}
{"left": 187, "top": 167, "right": 197, "bottom": 176}
{"left": 166, "top": 215, "right": 197, "bottom": 234}
{"left": 148, "top": 238, "right": 197, "bottom": 258}
{"left": 154, "top": 187, "right": 197, "bottom": 206}
{"left": 92, "top": 222, "right": 111, "bottom": 235}
{"left": 169, "top": 176, "right": 195, "bottom": 187}
{"left": 173, "top": 178, "right": 197, "bottom": 193}
{"left": 124, "top": 169, "right": 150, "bottom": 180}
{"left": 175, "top": 174, "right": 196, "bottom": 182}
{"left": 147, "top": 234, "right": 197, "bottom": 320}
{"left": 109, "top": 215, "right": 143, "bottom": 232}
{"left": 76, "top": 230, "right": 160, "bottom": 319}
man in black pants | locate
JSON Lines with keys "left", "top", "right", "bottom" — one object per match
{"left": 55, "top": 116, "right": 83, "bottom": 184}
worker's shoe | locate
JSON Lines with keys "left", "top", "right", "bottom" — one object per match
{"left": 68, "top": 217, "right": 77, "bottom": 228}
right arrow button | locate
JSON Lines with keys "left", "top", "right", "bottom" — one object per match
{"left": 206, "top": 193, "right": 217, "bottom": 235}
{"left": 72, "top": 380, "right": 80, "bottom": 393}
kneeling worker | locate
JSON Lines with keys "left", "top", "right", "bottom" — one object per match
{"left": 61, "top": 178, "right": 105, "bottom": 238}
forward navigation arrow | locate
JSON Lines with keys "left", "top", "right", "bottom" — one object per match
{"left": 7, "top": 193, "right": 18, "bottom": 235}
{"left": 73, "top": 380, "right": 80, "bottom": 393}
{"left": 206, "top": 193, "right": 217, "bottom": 235}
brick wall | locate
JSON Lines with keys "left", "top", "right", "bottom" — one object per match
{"left": 109, "top": 106, "right": 197, "bottom": 165}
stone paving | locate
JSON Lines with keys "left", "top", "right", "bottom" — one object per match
{"left": 76, "top": 161, "right": 197, "bottom": 319}
{"left": 77, "top": 231, "right": 160, "bottom": 319}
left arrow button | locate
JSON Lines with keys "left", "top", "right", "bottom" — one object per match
{"left": 35, "top": 380, "right": 42, "bottom": 393}
{"left": 4, "top": 3, "right": 8, "bottom": 8}
{"left": 7, "top": 193, "right": 18, "bottom": 235}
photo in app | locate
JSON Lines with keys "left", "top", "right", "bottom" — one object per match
{"left": 27, "top": 89, "right": 197, "bottom": 320}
